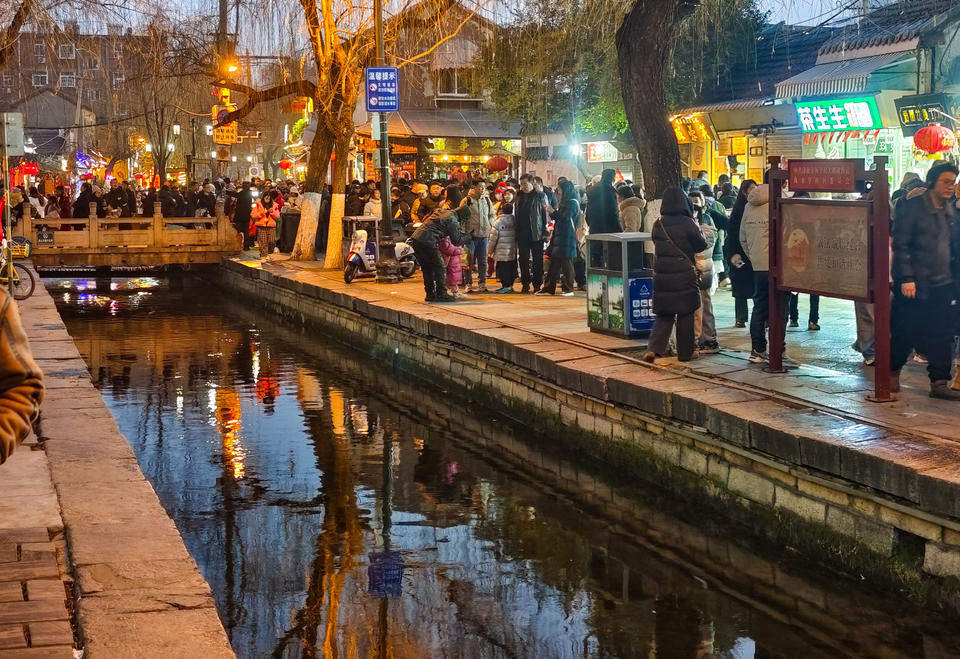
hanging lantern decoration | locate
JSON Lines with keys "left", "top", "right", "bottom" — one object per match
{"left": 278, "top": 158, "right": 293, "bottom": 170}
{"left": 19, "top": 162, "right": 39, "bottom": 175}
{"left": 913, "top": 123, "right": 956, "bottom": 154}
{"left": 79, "top": 172, "right": 95, "bottom": 181}
{"left": 485, "top": 155, "right": 509, "bottom": 172}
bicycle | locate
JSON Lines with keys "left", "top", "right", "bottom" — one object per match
{"left": 0, "top": 238, "right": 35, "bottom": 301}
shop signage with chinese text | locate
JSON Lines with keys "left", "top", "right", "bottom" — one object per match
{"left": 212, "top": 105, "right": 238, "bottom": 145}
{"left": 670, "top": 113, "right": 714, "bottom": 143}
{"left": 795, "top": 96, "right": 881, "bottom": 133}
{"left": 585, "top": 141, "right": 619, "bottom": 163}
{"left": 895, "top": 93, "right": 951, "bottom": 137}
{"left": 788, "top": 159, "right": 858, "bottom": 192}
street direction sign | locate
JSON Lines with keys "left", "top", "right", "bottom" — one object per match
{"left": 365, "top": 67, "right": 399, "bottom": 113}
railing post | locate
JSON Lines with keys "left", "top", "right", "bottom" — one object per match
{"left": 88, "top": 203, "right": 98, "bottom": 249}
{"left": 215, "top": 200, "right": 231, "bottom": 248}
{"left": 153, "top": 201, "right": 164, "bottom": 249}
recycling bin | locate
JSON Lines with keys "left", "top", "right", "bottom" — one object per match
{"left": 586, "top": 232, "right": 654, "bottom": 338}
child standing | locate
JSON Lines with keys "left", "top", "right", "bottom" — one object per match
{"left": 439, "top": 236, "right": 466, "bottom": 299}
{"left": 488, "top": 202, "right": 518, "bottom": 293}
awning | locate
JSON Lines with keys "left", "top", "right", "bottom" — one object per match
{"left": 430, "top": 37, "right": 478, "bottom": 71}
{"left": 356, "top": 110, "right": 521, "bottom": 139}
{"left": 775, "top": 52, "right": 914, "bottom": 99}
{"left": 674, "top": 97, "right": 775, "bottom": 115}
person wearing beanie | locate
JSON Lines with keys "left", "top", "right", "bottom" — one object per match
{"left": 890, "top": 162, "right": 960, "bottom": 399}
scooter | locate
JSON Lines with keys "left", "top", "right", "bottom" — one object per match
{"left": 344, "top": 229, "right": 418, "bottom": 283}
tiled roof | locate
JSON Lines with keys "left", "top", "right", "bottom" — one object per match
{"left": 819, "top": 0, "right": 960, "bottom": 55}
{"left": 775, "top": 51, "right": 913, "bottom": 98}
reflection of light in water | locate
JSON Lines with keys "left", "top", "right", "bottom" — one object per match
{"left": 251, "top": 349, "right": 260, "bottom": 381}
{"left": 62, "top": 293, "right": 70, "bottom": 302}
{"left": 349, "top": 403, "right": 368, "bottom": 435}
{"left": 207, "top": 387, "right": 218, "bottom": 413}
{"left": 329, "top": 388, "right": 345, "bottom": 435}
{"left": 109, "top": 300, "right": 119, "bottom": 316}
{"left": 215, "top": 388, "right": 246, "bottom": 480}
{"left": 110, "top": 282, "right": 120, "bottom": 291}
{"left": 727, "top": 637, "right": 755, "bottom": 658}
{"left": 413, "top": 437, "right": 424, "bottom": 452}
{"left": 175, "top": 391, "right": 184, "bottom": 417}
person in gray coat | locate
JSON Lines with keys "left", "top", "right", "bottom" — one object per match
{"left": 488, "top": 202, "right": 518, "bottom": 293}
{"left": 461, "top": 181, "right": 496, "bottom": 292}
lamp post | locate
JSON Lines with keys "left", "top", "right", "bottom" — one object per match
{"left": 374, "top": 0, "right": 400, "bottom": 283}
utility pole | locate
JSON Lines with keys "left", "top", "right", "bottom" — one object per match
{"left": 0, "top": 118, "right": 14, "bottom": 294}
{"left": 374, "top": 0, "right": 400, "bottom": 283}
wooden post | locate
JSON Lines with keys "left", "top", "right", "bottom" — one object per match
{"left": 215, "top": 199, "right": 231, "bottom": 248}
{"left": 87, "top": 203, "right": 98, "bottom": 249}
{"left": 766, "top": 156, "right": 787, "bottom": 373}
{"left": 153, "top": 201, "right": 164, "bottom": 248}
{"left": 869, "top": 156, "right": 893, "bottom": 402}
{"left": 19, "top": 202, "right": 30, "bottom": 240}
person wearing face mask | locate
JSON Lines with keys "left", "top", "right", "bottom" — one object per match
{"left": 514, "top": 174, "right": 548, "bottom": 293}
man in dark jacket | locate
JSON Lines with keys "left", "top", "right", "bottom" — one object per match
{"left": 233, "top": 183, "right": 254, "bottom": 248}
{"left": 514, "top": 174, "right": 548, "bottom": 293}
{"left": 411, "top": 185, "right": 471, "bottom": 302}
{"left": 412, "top": 183, "right": 444, "bottom": 221}
{"left": 890, "top": 162, "right": 960, "bottom": 399}
{"left": 586, "top": 168, "right": 622, "bottom": 234}
{"left": 104, "top": 179, "right": 127, "bottom": 216}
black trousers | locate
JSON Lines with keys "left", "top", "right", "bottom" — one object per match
{"left": 789, "top": 293, "right": 820, "bottom": 324}
{"left": 495, "top": 260, "right": 517, "bottom": 288}
{"left": 518, "top": 240, "right": 544, "bottom": 289}
{"left": 541, "top": 256, "right": 574, "bottom": 294}
{"left": 412, "top": 241, "right": 446, "bottom": 299}
{"left": 750, "top": 271, "right": 790, "bottom": 353}
{"left": 735, "top": 297, "right": 749, "bottom": 324}
{"left": 648, "top": 312, "right": 696, "bottom": 361}
{"left": 891, "top": 283, "right": 954, "bottom": 382}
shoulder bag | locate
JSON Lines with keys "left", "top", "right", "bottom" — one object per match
{"left": 656, "top": 218, "right": 703, "bottom": 289}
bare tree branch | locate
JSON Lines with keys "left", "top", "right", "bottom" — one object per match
{"left": 0, "top": 0, "right": 31, "bottom": 71}
{"left": 215, "top": 79, "right": 318, "bottom": 126}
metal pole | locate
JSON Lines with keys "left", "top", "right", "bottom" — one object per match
{"left": 0, "top": 119, "right": 13, "bottom": 295}
{"left": 766, "top": 156, "right": 786, "bottom": 374}
{"left": 374, "top": 0, "right": 399, "bottom": 283}
{"left": 870, "top": 155, "right": 893, "bottom": 402}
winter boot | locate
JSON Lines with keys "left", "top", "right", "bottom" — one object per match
{"left": 930, "top": 380, "right": 960, "bottom": 400}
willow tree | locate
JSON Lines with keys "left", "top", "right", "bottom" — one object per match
{"left": 219, "top": 0, "right": 483, "bottom": 266}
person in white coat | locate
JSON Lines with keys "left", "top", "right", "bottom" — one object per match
{"left": 487, "top": 202, "right": 518, "bottom": 293}
{"left": 739, "top": 181, "right": 793, "bottom": 365}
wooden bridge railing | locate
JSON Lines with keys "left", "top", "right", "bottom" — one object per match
{"left": 18, "top": 201, "right": 242, "bottom": 267}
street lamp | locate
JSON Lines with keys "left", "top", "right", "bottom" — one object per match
{"left": 167, "top": 143, "right": 175, "bottom": 152}
{"left": 145, "top": 144, "right": 152, "bottom": 152}
{"left": 373, "top": 0, "right": 399, "bottom": 283}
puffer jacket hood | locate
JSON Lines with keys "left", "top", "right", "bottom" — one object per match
{"left": 740, "top": 184, "right": 770, "bottom": 271}
{"left": 747, "top": 183, "right": 769, "bottom": 206}
{"left": 661, "top": 187, "right": 692, "bottom": 217}
{"left": 619, "top": 196, "right": 646, "bottom": 233}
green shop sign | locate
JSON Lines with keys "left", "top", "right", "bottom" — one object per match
{"left": 795, "top": 96, "right": 882, "bottom": 133}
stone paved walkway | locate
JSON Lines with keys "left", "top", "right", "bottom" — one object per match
{"left": 248, "top": 256, "right": 960, "bottom": 443}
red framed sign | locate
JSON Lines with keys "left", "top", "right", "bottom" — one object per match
{"left": 767, "top": 156, "right": 892, "bottom": 402}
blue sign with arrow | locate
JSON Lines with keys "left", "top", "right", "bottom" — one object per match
{"left": 365, "top": 67, "right": 400, "bottom": 113}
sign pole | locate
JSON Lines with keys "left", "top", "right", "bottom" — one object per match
{"left": 0, "top": 118, "right": 13, "bottom": 295}
{"left": 869, "top": 155, "right": 892, "bottom": 402}
{"left": 766, "top": 156, "right": 787, "bottom": 373}
{"left": 373, "top": 0, "right": 399, "bottom": 283}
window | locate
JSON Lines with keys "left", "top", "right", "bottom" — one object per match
{"left": 111, "top": 74, "right": 124, "bottom": 89}
{"left": 0, "top": 74, "right": 13, "bottom": 87}
{"left": 435, "top": 68, "right": 476, "bottom": 97}
{"left": 86, "top": 88, "right": 102, "bottom": 101}
{"left": 58, "top": 43, "right": 75, "bottom": 59}
{"left": 84, "top": 55, "right": 100, "bottom": 70}
{"left": 33, "top": 43, "right": 46, "bottom": 63}
{"left": 59, "top": 73, "right": 76, "bottom": 88}
{"left": 31, "top": 72, "right": 48, "bottom": 87}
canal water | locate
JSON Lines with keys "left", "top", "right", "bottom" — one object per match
{"left": 51, "top": 276, "right": 960, "bottom": 658}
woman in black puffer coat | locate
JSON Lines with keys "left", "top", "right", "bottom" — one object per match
{"left": 643, "top": 186, "right": 707, "bottom": 362}
{"left": 722, "top": 179, "right": 757, "bottom": 326}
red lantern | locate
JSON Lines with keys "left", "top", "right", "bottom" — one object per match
{"left": 80, "top": 172, "right": 95, "bottom": 181}
{"left": 19, "top": 162, "right": 39, "bottom": 175}
{"left": 278, "top": 159, "right": 293, "bottom": 170}
{"left": 485, "top": 155, "right": 509, "bottom": 172}
{"left": 914, "top": 123, "right": 956, "bottom": 154}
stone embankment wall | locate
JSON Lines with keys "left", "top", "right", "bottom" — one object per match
{"left": 218, "top": 261, "right": 960, "bottom": 613}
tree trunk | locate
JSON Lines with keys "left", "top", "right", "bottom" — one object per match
{"left": 322, "top": 131, "right": 353, "bottom": 270}
{"left": 616, "top": 0, "right": 701, "bottom": 199}
{"left": 291, "top": 129, "right": 334, "bottom": 261}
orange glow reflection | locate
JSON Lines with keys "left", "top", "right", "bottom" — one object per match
{"left": 215, "top": 387, "right": 247, "bottom": 480}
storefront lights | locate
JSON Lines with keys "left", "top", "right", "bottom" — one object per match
{"left": 167, "top": 143, "right": 175, "bottom": 152}
{"left": 231, "top": 156, "right": 237, "bottom": 162}
{"left": 246, "top": 155, "right": 253, "bottom": 162}
{"left": 205, "top": 124, "right": 213, "bottom": 136}
{"left": 145, "top": 144, "right": 152, "bottom": 152}
{"left": 210, "top": 151, "right": 217, "bottom": 158}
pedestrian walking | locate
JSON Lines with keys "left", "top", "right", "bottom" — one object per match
{"left": 890, "top": 162, "right": 960, "bottom": 399}
{"left": 488, "top": 202, "right": 518, "bottom": 293}
{"left": 642, "top": 187, "right": 707, "bottom": 363}
{"left": 537, "top": 179, "right": 579, "bottom": 297}
{"left": 585, "top": 168, "right": 622, "bottom": 234}
{"left": 723, "top": 180, "right": 756, "bottom": 327}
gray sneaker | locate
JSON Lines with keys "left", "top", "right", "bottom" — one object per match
{"left": 749, "top": 350, "right": 767, "bottom": 364}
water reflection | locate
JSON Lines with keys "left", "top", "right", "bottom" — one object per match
{"left": 52, "top": 277, "right": 960, "bottom": 658}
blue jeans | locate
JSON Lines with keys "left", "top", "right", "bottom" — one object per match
{"left": 463, "top": 236, "right": 487, "bottom": 286}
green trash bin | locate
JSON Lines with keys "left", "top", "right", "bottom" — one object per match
{"left": 586, "top": 232, "right": 654, "bottom": 337}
